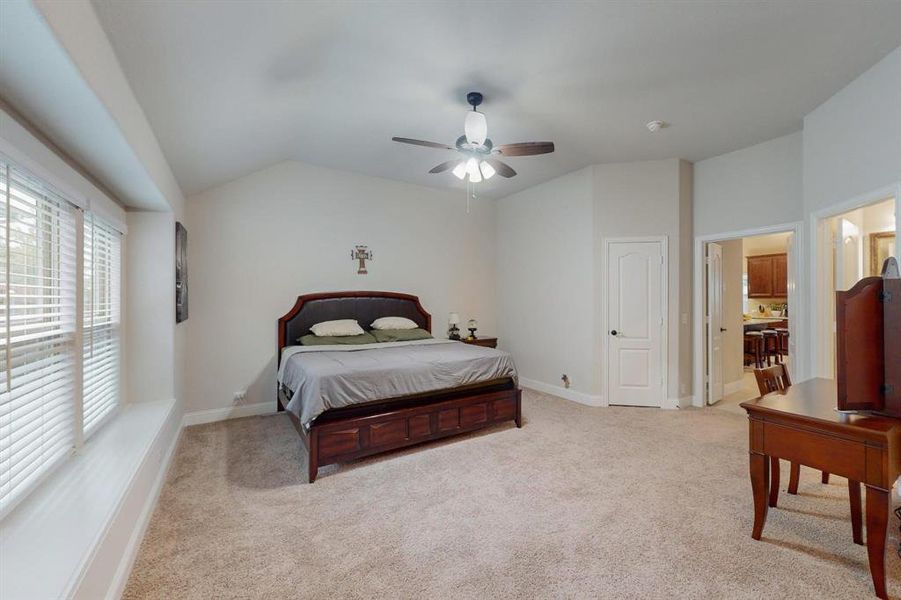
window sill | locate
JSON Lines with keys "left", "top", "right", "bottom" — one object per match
{"left": 0, "top": 398, "right": 179, "bottom": 600}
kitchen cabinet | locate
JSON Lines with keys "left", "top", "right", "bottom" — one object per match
{"left": 747, "top": 253, "right": 787, "bottom": 298}
{"left": 773, "top": 254, "right": 787, "bottom": 296}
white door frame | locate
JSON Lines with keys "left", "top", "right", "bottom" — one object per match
{"left": 692, "top": 221, "right": 805, "bottom": 408}
{"left": 808, "top": 182, "right": 901, "bottom": 379}
{"left": 603, "top": 236, "right": 669, "bottom": 409}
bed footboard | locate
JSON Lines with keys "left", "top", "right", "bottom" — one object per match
{"left": 278, "top": 385, "right": 521, "bottom": 483}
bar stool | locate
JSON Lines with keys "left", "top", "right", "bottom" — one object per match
{"left": 744, "top": 331, "right": 764, "bottom": 369}
{"left": 761, "top": 329, "right": 781, "bottom": 365}
{"left": 775, "top": 327, "right": 789, "bottom": 357}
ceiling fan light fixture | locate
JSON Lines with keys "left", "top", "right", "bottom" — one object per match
{"left": 464, "top": 110, "right": 487, "bottom": 145}
{"left": 452, "top": 161, "right": 467, "bottom": 180}
{"left": 479, "top": 160, "right": 496, "bottom": 180}
{"left": 466, "top": 157, "right": 482, "bottom": 183}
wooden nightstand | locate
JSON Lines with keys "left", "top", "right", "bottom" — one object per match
{"left": 461, "top": 337, "right": 497, "bottom": 349}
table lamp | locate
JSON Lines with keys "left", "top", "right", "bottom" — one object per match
{"left": 448, "top": 312, "right": 461, "bottom": 340}
{"left": 467, "top": 319, "right": 478, "bottom": 340}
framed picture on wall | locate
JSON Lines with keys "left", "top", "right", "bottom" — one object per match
{"left": 870, "top": 231, "right": 896, "bottom": 276}
{"left": 176, "top": 221, "right": 188, "bottom": 323}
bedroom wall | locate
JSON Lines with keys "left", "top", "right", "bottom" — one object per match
{"left": 124, "top": 211, "right": 177, "bottom": 405}
{"left": 594, "top": 159, "right": 693, "bottom": 405}
{"left": 495, "top": 159, "right": 693, "bottom": 407}
{"left": 496, "top": 167, "right": 597, "bottom": 403}
{"left": 803, "top": 46, "right": 901, "bottom": 216}
{"left": 183, "top": 160, "right": 497, "bottom": 415}
{"left": 693, "top": 132, "right": 803, "bottom": 237}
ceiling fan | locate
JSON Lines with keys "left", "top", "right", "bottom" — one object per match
{"left": 392, "top": 92, "right": 554, "bottom": 183}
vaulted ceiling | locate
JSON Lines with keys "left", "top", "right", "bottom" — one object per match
{"left": 84, "top": 1, "right": 901, "bottom": 198}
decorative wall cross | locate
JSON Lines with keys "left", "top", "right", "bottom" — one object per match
{"left": 351, "top": 245, "right": 373, "bottom": 274}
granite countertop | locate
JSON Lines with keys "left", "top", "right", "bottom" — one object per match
{"left": 744, "top": 317, "right": 788, "bottom": 325}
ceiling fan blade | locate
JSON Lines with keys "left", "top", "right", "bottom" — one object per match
{"left": 496, "top": 141, "right": 555, "bottom": 156}
{"left": 392, "top": 137, "right": 454, "bottom": 150}
{"left": 485, "top": 158, "right": 516, "bottom": 178}
{"left": 429, "top": 160, "right": 459, "bottom": 174}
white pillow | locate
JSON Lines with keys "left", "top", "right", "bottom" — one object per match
{"left": 370, "top": 316, "right": 419, "bottom": 330}
{"left": 310, "top": 319, "right": 365, "bottom": 337}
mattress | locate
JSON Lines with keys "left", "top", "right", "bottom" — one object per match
{"left": 277, "top": 339, "right": 518, "bottom": 428}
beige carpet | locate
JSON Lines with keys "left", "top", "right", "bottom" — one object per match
{"left": 124, "top": 389, "right": 901, "bottom": 599}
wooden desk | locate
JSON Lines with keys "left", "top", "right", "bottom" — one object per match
{"left": 741, "top": 378, "right": 901, "bottom": 599}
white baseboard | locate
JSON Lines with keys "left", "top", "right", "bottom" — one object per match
{"left": 664, "top": 396, "right": 693, "bottom": 410}
{"left": 519, "top": 377, "right": 606, "bottom": 407}
{"left": 182, "top": 401, "right": 275, "bottom": 427}
{"left": 104, "top": 407, "right": 183, "bottom": 600}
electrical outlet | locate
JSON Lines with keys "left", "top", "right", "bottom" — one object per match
{"left": 233, "top": 390, "right": 247, "bottom": 404}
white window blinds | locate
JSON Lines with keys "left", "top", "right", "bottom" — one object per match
{"left": 82, "top": 215, "right": 121, "bottom": 436}
{"left": 0, "top": 160, "right": 78, "bottom": 518}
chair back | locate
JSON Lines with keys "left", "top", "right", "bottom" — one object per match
{"left": 754, "top": 364, "right": 792, "bottom": 396}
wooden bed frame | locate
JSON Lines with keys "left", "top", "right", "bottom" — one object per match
{"left": 277, "top": 291, "right": 522, "bottom": 482}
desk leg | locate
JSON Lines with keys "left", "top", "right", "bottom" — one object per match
{"left": 865, "top": 486, "right": 889, "bottom": 599}
{"left": 768, "top": 457, "right": 780, "bottom": 508}
{"left": 787, "top": 462, "right": 800, "bottom": 495}
{"left": 750, "top": 452, "right": 769, "bottom": 540}
{"left": 849, "top": 480, "right": 863, "bottom": 545}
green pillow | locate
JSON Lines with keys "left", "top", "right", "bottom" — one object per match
{"left": 298, "top": 332, "right": 377, "bottom": 346}
{"left": 371, "top": 328, "right": 433, "bottom": 343}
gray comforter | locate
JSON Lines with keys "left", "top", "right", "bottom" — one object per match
{"left": 277, "top": 339, "right": 517, "bottom": 428}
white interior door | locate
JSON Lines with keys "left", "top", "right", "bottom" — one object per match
{"left": 606, "top": 240, "right": 665, "bottom": 407}
{"left": 706, "top": 242, "right": 724, "bottom": 405}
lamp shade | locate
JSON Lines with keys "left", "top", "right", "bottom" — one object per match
{"left": 451, "top": 161, "right": 467, "bottom": 180}
{"left": 466, "top": 157, "right": 482, "bottom": 183}
{"left": 479, "top": 160, "right": 496, "bottom": 180}
{"left": 464, "top": 110, "right": 487, "bottom": 145}
{"left": 448, "top": 312, "right": 460, "bottom": 325}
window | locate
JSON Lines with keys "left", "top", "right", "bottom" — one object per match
{"left": 83, "top": 215, "right": 121, "bottom": 437}
{"left": 0, "top": 157, "right": 122, "bottom": 518}
{"left": 0, "top": 160, "right": 77, "bottom": 517}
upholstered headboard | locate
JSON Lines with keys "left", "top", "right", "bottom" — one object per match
{"left": 277, "top": 291, "right": 432, "bottom": 358}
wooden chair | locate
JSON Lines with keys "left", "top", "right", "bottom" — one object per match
{"left": 754, "top": 364, "right": 863, "bottom": 545}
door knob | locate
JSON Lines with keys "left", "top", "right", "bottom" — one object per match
{"left": 610, "top": 330, "right": 618, "bottom": 336}
{"left": 720, "top": 327, "right": 728, "bottom": 332}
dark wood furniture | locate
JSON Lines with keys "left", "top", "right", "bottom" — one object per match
{"left": 753, "top": 365, "right": 833, "bottom": 507}
{"left": 775, "top": 327, "right": 789, "bottom": 355}
{"left": 760, "top": 329, "right": 779, "bottom": 366}
{"left": 747, "top": 253, "right": 787, "bottom": 298}
{"left": 741, "top": 379, "right": 899, "bottom": 598}
{"left": 277, "top": 291, "right": 522, "bottom": 483}
{"left": 461, "top": 336, "right": 497, "bottom": 348}
{"left": 744, "top": 331, "right": 764, "bottom": 369}
{"left": 741, "top": 259, "right": 900, "bottom": 599}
